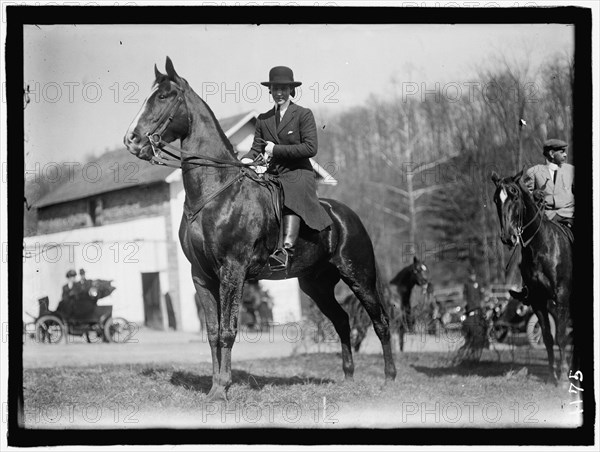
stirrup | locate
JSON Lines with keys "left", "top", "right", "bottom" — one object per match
{"left": 268, "top": 248, "right": 289, "bottom": 272}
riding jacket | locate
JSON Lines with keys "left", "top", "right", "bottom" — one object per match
{"left": 525, "top": 163, "right": 574, "bottom": 220}
{"left": 242, "top": 102, "right": 332, "bottom": 231}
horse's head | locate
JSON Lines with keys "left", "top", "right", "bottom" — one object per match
{"left": 124, "top": 57, "right": 190, "bottom": 161}
{"left": 410, "top": 256, "right": 429, "bottom": 286}
{"left": 491, "top": 170, "right": 528, "bottom": 247}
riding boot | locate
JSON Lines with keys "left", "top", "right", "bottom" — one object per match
{"left": 509, "top": 286, "right": 530, "bottom": 305}
{"left": 268, "top": 214, "right": 300, "bottom": 272}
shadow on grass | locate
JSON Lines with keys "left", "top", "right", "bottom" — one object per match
{"left": 167, "top": 369, "right": 336, "bottom": 394}
{"left": 411, "top": 360, "right": 550, "bottom": 380}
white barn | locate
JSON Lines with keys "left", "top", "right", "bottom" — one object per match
{"left": 23, "top": 111, "right": 337, "bottom": 332}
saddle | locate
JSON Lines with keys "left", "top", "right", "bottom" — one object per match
{"left": 242, "top": 168, "right": 283, "bottom": 226}
{"left": 551, "top": 216, "right": 574, "bottom": 245}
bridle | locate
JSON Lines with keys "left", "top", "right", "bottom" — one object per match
{"left": 142, "top": 82, "right": 268, "bottom": 221}
{"left": 500, "top": 181, "right": 544, "bottom": 274}
{"left": 509, "top": 183, "right": 544, "bottom": 248}
{"left": 144, "top": 84, "right": 265, "bottom": 171}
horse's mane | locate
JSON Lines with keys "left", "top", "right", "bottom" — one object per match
{"left": 194, "top": 93, "right": 237, "bottom": 158}
{"left": 158, "top": 75, "right": 237, "bottom": 158}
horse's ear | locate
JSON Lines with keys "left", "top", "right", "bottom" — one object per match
{"left": 154, "top": 63, "right": 166, "bottom": 81}
{"left": 165, "top": 56, "right": 180, "bottom": 82}
{"left": 413, "top": 256, "right": 418, "bottom": 264}
{"left": 512, "top": 165, "right": 527, "bottom": 183}
{"left": 491, "top": 171, "right": 500, "bottom": 185}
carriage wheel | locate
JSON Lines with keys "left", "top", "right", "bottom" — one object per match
{"left": 34, "top": 315, "right": 65, "bottom": 344}
{"left": 103, "top": 317, "right": 133, "bottom": 343}
{"left": 526, "top": 313, "right": 556, "bottom": 349}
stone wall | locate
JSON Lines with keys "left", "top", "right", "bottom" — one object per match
{"left": 37, "top": 183, "right": 170, "bottom": 235}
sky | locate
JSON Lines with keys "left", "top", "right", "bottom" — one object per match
{"left": 23, "top": 23, "right": 574, "bottom": 167}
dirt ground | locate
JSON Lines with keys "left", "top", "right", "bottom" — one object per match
{"left": 23, "top": 323, "right": 467, "bottom": 368}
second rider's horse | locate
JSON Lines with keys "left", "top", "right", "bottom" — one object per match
{"left": 491, "top": 170, "right": 573, "bottom": 383}
{"left": 123, "top": 58, "right": 397, "bottom": 401}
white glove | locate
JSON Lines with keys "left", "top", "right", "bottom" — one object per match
{"left": 264, "top": 141, "right": 275, "bottom": 155}
{"left": 241, "top": 157, "right": 266, "bottom": 174}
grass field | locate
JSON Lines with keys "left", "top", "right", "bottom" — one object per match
{"left": 23, "top": 347, "right": 582, "bottom": 429}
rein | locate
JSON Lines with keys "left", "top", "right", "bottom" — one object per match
{"left": 503, "top": 184, "right": 544, "bottom": 274}
{"left": 515, "top": 190, "right": 544, "bottom": 248}
{"left": 148, "top": 134, "right": 265, "bottom": 170}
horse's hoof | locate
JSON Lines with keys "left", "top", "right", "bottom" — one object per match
{"left": 206, "top": 386, "right": 228, "bottom": 403}
{"left": 341, "top": 375, "right": 354, "bottom": 384}
{"left": 548, "top": 372, "right": 559, "bottom": 386}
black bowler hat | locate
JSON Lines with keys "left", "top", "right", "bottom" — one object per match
{"left": 261, "top": 66, "right": 302, "bottom": 87}
{"left": 543, "top": 139, "right": 568, "bottom": 153}
{"left": 66, "top": 269, "right": 77, "bottom": 278}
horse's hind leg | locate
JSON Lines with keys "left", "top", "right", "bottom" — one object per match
{"left": 298, "top": 265, "right": 355, "bottom": 381}
{"left": 338, "top": 270, "right": 397, "bottom": 382}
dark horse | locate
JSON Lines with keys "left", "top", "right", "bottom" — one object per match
{"left": 390, "top": 256, "right": 429, "bottom": 340}
{"left": 491, "top": 170, "right": 572, "bottom": 383}
{"left": 340, "top": 256, "right": 428, "bottom": 353}
{"left": 123, "top": 58, "right": 396, "bottom": 401}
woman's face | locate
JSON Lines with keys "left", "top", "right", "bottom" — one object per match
{"left": 270, "top": 84, "right": 291, "bottom": 105}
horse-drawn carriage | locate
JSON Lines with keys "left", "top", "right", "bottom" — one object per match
{"left": 29, "top": 279, "right": 131, "bottom": 344}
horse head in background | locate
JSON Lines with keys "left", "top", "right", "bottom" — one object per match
{"left": 340, "top": 257, "right": 430, "bottom": 353}
{"left": 491, "top": 170, "right": 573, "bottom": 383}
{"left": 389, "top": 256, "right": 430, "bottom": 343}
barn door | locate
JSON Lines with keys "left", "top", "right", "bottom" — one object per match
{"left": 141, "top": 272, "right": 163, "bottom": 330}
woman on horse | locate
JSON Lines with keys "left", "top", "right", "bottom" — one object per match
{"left": 241, "top": 66, "right": 332, "bottom": 271}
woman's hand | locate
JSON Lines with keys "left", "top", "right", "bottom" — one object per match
{"left": 264, "top": 141, "right": 275, "bottom": 155}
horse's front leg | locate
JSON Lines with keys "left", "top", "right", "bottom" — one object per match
{"left": 554, "top": 288, "right": 572, "bottom": 381}
{"left": 192, "top": 273, "right": 224, "bottom": 401}
{"left": 533, "top": 305, "right": 558, "bottom": 384}
{"left": 214, "top": 269, "right": 246, "bottom": 399}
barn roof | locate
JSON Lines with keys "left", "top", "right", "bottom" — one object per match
{"left": 35, "top": 111, "right": 337, "bottom": 208}
{"left": 35, "top": 148, "right": 173, "bottom": 208}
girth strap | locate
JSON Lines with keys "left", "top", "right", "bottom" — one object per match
{"left": 184, "top": 171, "right": 246, "bottom": 223}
